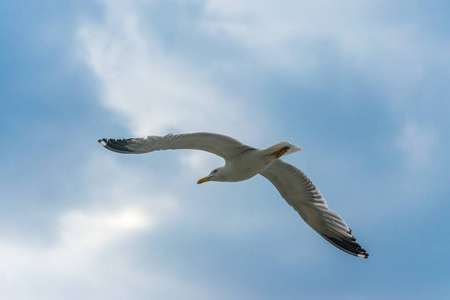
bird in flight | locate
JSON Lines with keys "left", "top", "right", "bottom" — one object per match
{"left": 98, "top": 132, "right": 368, "bottom": 258}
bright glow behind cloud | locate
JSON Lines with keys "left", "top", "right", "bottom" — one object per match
{"left": 59, "top": 206, "right": 151, "bottom": 252}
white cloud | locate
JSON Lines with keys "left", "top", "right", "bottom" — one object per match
{"left": 0, "top": 207, "right": 146, "bottom": 298}
{"left": 199, "top": 0, "right": 446, "bottom": 101}
{"left": 0, "top": 152, "right": 226, "bottom": 300}
{"left": 0, "top": 208, "right": 219, "bottom": 300}
{"left": 77, "top": 0, "right": 258, "bottom": 139}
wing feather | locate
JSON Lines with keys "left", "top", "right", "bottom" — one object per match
{"left": 260, "top": 160, "right": 368, "bottom": 258}
{"left": 98, "top": 132, "right": 255, "bottom": 160}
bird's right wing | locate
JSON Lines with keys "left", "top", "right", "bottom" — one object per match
{"left": 98, "top": 132, "right": 255, "bottom": 160}
{"left": 260, "top": 160, "right": 368, "bottom": 258}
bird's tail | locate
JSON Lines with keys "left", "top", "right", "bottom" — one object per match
{"left": 263, "top": 142, "right": 302, "bottom": 158}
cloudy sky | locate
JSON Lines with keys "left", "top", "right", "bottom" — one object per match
{"left": 1, "top": 0, "right": 450, "bottom": 299}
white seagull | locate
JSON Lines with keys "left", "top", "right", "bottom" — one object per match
{"left": 99, "top": 132, "right": 368, "bottom": 258}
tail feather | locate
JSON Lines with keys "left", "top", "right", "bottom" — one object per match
{"left": 264, "top": 142, "right": 302, "bottom": 158}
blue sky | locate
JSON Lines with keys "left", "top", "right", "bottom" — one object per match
{"left": 1, "top": 0, "right": 450, "bottom": 299}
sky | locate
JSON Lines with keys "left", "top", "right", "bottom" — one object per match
{"left": 1, "top": 0, "right": 450, "bottom": 299}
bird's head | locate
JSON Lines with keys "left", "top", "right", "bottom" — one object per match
{"left": 197, "top": 167, "right": 225, "bottom": 184}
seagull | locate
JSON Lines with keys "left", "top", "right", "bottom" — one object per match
{"left": 98, "top": 132, "right": 368, "bottom": 258}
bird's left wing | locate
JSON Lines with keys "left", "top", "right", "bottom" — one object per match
{"left": 260, "top": 160, "right": 368, "bottom": 258}
{"left": 98, "top": 132, "right": 255, "bottom": 160}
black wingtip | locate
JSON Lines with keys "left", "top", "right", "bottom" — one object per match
{"left": 321, "top": 233, "right": 369, "bottom": 258}
{"left": 97, "top": 138, "right": 135, "bottom": 154}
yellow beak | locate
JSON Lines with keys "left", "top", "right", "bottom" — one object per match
{"left": 197, "top": 176, "right": 211, "bottom": 184}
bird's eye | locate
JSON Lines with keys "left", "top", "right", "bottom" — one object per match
{"left": 213, "top": 169, "right": 218, "bottom": 173}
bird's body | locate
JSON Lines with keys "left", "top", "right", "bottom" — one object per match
{"left": 220, "top": 149, "right": 267, "bottom": 182}
{"left": 99, "top": 132, "right": 369, "bottom": 258}
{"left": 218, "top": 145, "right": 298, "bottom": 182}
